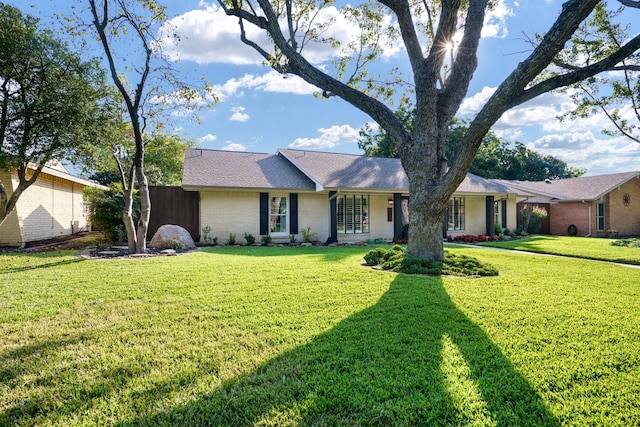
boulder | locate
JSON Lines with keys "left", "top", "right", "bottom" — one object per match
{"left": 149, "top": 224, "right": 196, "bottom": 250}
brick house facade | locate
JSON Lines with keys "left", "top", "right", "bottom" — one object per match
{"left": 0, "top": 163, "right": 105, "bottom": 247}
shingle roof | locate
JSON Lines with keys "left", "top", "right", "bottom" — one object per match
{"left": 277, "top": 148, "right": 409, "bottom": 190}
{"left": 278, "top": 148, "right": 521, "bottom": 195}
{"left": 183, "top": 147, "right": 529, "bottom": 196}
{"left": 498, "top": 171, "right": 640, "bottom": 201}
{"left": 182, "top": 148, "right": 316, "bottom": 190}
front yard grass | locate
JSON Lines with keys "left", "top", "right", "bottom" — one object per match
{"left": 1, "top": 245, "right": 639, "bottom": 425}
{"left": 478, "top": 235, "right": 640, "bottom": 265}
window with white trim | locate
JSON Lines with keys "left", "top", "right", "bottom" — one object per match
{"left": 447, "top": 197, "right": 465, "bottom": 231}
{"left": 270, "top": 196, "right": 288, "bottom": 234}
{"left": 336, "top": 194, "right": 369, "bottom": 234}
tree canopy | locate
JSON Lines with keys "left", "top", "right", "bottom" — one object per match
{"left": 0, "top": 2, "right": 110, "bottom": 225}
{"left": 81, "top": 128, "right": 192, "bottom": 187}
{"left": 359, "top": 116, "right": 586, "bottom": 181}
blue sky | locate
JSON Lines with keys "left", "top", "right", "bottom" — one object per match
{"left": 17, "top": 0, "right": 640, "bottom": 176}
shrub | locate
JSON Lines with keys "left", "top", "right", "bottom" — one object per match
{"left": 362, "top": 246, "right": 499, "bottom": 277}
{"left": 521, "top": 205, "right": 548, "bottom": 234}
{"left": 202, "top": 225, "right": 215, "bottom": 245}
{"left": 364, "top": 247, "right": 387, "bottom": 266}
{"left": 261, "top": 235, "right": 272, "bottom": 245}
{"left": 244, "top": 232, "right": 256, "bottom": 245}
{"left": 611, "top": 238, "right": 640, "bottom": 248}
{"left": 83, "top": 184, "right": 139, "bottom": 243}
{"left": 301, "top": 226, "right": 317, "bottom": 243}
{"left": 227, "top": 233, "right": 236, "bottom": 245}
{"left": 289, "top": 234, "right": 297, "bottom": 243}
{"left": 156, "top": 236, "right": 185, "bottom": 251}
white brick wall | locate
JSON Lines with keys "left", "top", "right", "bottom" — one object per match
{"left": 0, "top": 169, "right": 91, "bottom": 246}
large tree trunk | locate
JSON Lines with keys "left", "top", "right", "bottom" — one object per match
{"left": 407, "top": 197, "right": 447, "bottom": 261}
{"left": 403, "top": 156, "right": 452, "bottom": 262}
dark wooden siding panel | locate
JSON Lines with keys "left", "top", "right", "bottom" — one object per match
{"left": 148, "top": 186, "right": 200, "bottom": 241}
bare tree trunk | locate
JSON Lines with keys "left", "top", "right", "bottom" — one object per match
{"left": 122, "top": 183, "right": 137, "bottom": 253}
{"left": 135, "top": 163, "right": 150, "bottom": 253}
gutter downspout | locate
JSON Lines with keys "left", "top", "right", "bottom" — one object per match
{"left": 582, "top": 200, "right": 592, "bottom": 237}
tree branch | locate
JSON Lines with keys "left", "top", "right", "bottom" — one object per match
{"left": 617, "top": 0, "right": 640, "bottom": 8}
{"left": 517, "top": 33, "right": 640, "bottom": 106}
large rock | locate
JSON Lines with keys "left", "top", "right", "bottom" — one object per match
{"left": 149, "top": 224, "right": 196, "bottom": 250}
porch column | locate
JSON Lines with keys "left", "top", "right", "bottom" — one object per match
{"left": 486, "top": 196, "right": 495, "bottom": 235}
{"left": 393, "top": 193, "right": 403, "bottom": 241}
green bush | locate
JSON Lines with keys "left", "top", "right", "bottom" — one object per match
{"left": 83, "top": 184, "right": 139, "bottom": 242}
{"left": 610, "top": 238, "right": 640, "bottom": 248}
{"left": 227, "top": 233, "right": 236, "bottom": 245}
{"left": 363, "top": 247, "right": 387, "bottom": 265}
{"left": 362, "top": 246, "right": 499, "bottom": 277}
{"left": 261, "top": 235, "right": 272, "bottom": 245}
{"left": 244, "top": 232, "right": 256, "bottom": 245}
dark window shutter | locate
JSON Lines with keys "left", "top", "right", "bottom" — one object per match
{"left": 501, "top": 200, "right": 507, "bottom": 228}
{"left": 260, "top": 192, "right": 269, "bottom": 235}
{"left": 289, "top": 193, "right": 298, "bottom": 235}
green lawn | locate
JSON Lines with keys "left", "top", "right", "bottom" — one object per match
{"left": 1, "top": 246, "right": 639, "bottom": 426}
{"left": 478, "top": 235, "right": 640, "bottom": 265}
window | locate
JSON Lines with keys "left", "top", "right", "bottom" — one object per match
{"left": 447, "top": 197, "right": 465, "bottom": 231}
{"left": 597, "top": 202, "right": 605, "bottom": 231}
{"left": 336, "top": 195, "right": 369, "bottom": 234}
{"left": 270, "top": 196, "right": 287, "bottom": 234}
{"left": 494, "top": 202, "right": 501, "bottom": 227}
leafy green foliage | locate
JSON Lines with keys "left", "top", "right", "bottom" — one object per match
{"left": 243, "top": 232, "right": 256, "bottom": 245}
{"left": 301, "top": 226, "right": 317, "bottom": 243}
{"left": 82, "top": 129, "right": 192, "bottom": 186}
{"left": 360, "top": 116, "right": 586, "bottom": 180}
{"left": 0, "top": 3, "right": 113, "bottom": 222}
{"left": 364, "top": 246, "right": 499, "bottom": 276}
{"left": 610, "top": 238, "right": 640, "bottom": 248}
{"left": 555, "top": 2, "right": 640, "bottom": 144}
{"left": 227, "top": 233, "right": 236, "bottom": 245}
{"left": 83, "top": 185, "right": 138, "bottom": 242}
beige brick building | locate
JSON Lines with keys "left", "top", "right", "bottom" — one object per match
{"left": 1, "top": 163, "right": 105, "bottom": 247}
{"left": 182, "top": 148, "right": 526, "bottom": 244}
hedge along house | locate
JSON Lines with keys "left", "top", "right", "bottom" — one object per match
{"left": 501, "top": 171, "right": 640, "bottom": 237}
{"left": 182, "top": 148, "right": 526, "bottom": 244}
{"left": 0, "top": 161, "right": 105, "bottom": 247}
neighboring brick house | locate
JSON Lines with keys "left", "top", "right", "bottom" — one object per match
{"left": 501, "top": 171, "right": 640, "bottom": 237}
{"left": 181, "top": 148, "right": 527, "bottom": 244}
{"left": 0, "top": 162, "right": 105, "bottom": 247}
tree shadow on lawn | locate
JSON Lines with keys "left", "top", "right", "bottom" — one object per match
{"left": 198, "top": 244, "right": 369, "bottom": 262}
{"left": 121, "top": 274, "right": 558, "bottom": 426}
{"left": 0, "top": 252, "right": 84, "bottom": 274}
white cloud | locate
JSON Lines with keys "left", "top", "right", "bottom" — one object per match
{"left": 289, "top": 124, "right": 360, "bottom": 149}
{"left": 482, "top": 0, "right": 515, "bottom": 39}
{"left": 198, "top": 133, "right": 218, "bottom": 142}
{"left": 527, "top": 131, "right": 640, "bottom": 175}
{"left": 215, "top": 71, "right": 319, "bottom": 101}
{"left": 230, "top": 106, "right": 250, "bottom": 122}
{"left": 459, "top": 86, "right": 496, "bottom": 114}
{"left": 159, "top": 4, "right": 264, "bottom": 65}
{"left": 159, "top": 3, "right": 392, "bottom": 66}
{"left": 222, "top": 143, "right": 247, "bottom": 151}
